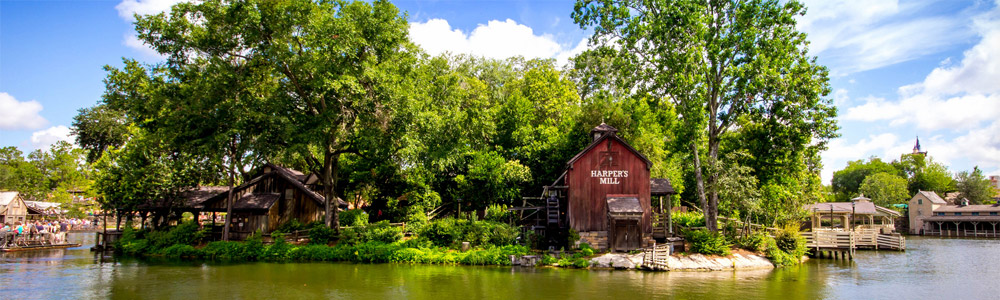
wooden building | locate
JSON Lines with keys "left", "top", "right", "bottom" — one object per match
{"left": 803, "top": 194, "right": 901, "bottom": 232}
{"left": 561, "top": 124, "right": 653, "bottom": 252}
{"left": 0, "top": 192, "right": 28, "bottom": 224}
{"left": 909, "top": 190, "right": 1000, "bottom": 237}
{"left": 200, "top": 164, "right": 348, "bottom": 240}
{"left": 135, "top": 186, "right": 229, "bottom": 227}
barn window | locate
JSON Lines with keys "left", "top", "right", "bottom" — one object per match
{"left": 972, "top": 212, "right": 980, "bottom": 216}
{"left": 991, "top": 212, "right": 998, "bottom": 216}
{"left": 918, "top": 199, "right": 923, "bottom": 205}
{"left": 937, "top": 212, "right": 945, "bottom": 216}
{"left": 954, "top": 212, "right": 962, "bottom": 216}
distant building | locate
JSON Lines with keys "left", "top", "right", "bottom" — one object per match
{"left": 912, "top": 137, "right": 928, "bottom": 156}
{"left": 908, "top": 190, "right": 1000, "bottom": 237}
{"left": 0, "top": 192, "right": 28, "bottom": 224}
{"left": 990, "top": 175, "right": 1000, "bottom": 200}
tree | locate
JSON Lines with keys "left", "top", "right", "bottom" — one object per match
{"left": 954, "top": 167, "right": 997, "bottom": 204}
{"left": 71, "top": 105, "right": 129, "bottom": 164}
{"left": 859, "top": 172, "right": 909, "bottom": 207}
{"left": 894, "top": 154, "right": 953, "bottom": 195}
{"left": 573, "top": 0, "right": 837, "bottom": 231}
{"left": 127, "top": 0, "right": 417, "bottom": 231}
{"left": 831, "top": 157, "right": 899, "bottom": 200}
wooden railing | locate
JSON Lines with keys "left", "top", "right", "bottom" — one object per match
{"left": 876, "top": 233, "right": 905, "bottom": 250}
{"left": 803, "top": 230, "right": 855, "bottom": 250}
{"left": 641, "top": 242, "right": 671, "bottom": 270}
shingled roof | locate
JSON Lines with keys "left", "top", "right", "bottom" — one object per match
{"left": 650, "top": 178, "right": 675, "bottom": 196}
{"left": 917, "top": 190, "right": 947, "bottom": 204}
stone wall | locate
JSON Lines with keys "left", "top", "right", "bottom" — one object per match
{"left": 578, "top": 231, "right": 608, "bottom": 250}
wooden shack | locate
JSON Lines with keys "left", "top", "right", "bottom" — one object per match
{"left": 0, "top": 191, "right": 28, "bottom": 224}
{"left": 563, "top": 124, "right": 653, "bottom": 251}
{"left": 200, "top": 164, "right": 348, "bottom": 240}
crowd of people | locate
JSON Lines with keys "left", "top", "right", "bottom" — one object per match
{"left": 0, "top": 218, "right": 94, "bottom": 247}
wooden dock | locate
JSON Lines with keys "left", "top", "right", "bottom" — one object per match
{"left": 802, "top": 229, "right": 905, "bottom": 260}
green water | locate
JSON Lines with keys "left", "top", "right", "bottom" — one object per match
{"left": 2, "top": 234, "right": 998, "bottom": 299}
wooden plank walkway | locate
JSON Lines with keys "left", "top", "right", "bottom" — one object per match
{"left": 802, "top": 229, "right": 905, "bottom": 260}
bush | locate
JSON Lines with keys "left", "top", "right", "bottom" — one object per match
{"left": 538, "top": 254, "right": 557, "bottom": 266}
{"left": 735, "top": 231, "right": 769, "bottom": 252}
{"left": 310, "top": 225, "right": 336, "bottom": 245}
{"left": 340, "top": 209, "right": 369, "bottom": 227}
{"left": 418, "top": 218, "right": 467, "bottom": 247}
{"left": 673, "top": 211, "right": 705, "bottom": 228}
{"left": 775, "top": 225, "right": 805, "bottom": 253}
{"left": 417, "top": 218, "right": 520, "bottom": 248}
{"left": 160, "top": 244, "right": 200, "bottom": 258}
{"left": 273, "top": 219, "right": 306, "bottom": 234}
{"left": 484, "top": 204, "right": 513, "bottom": 223}
{"left": 685, "top": 229, "right": 731, "bottom": 256}
{"left": 366, "top": 221, "right": 404, "bottom": 244}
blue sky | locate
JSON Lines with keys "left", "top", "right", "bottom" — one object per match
{"left": 1, "top": 0, "right": 998, "bottom": 183}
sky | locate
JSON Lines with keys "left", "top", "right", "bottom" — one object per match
{"left": 1, "top": 0, "right": 998, "bottom": 184}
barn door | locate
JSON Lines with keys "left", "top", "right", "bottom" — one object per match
{"left": 613, "top": 220, "right": 641, "bottom": 251}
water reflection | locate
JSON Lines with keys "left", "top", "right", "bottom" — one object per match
{"left": 3, "top": 235, "right": 1000, "bottom": 299}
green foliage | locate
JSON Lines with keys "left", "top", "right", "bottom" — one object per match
{"left": 859, "top": 172, "right": 910, "bottom": 207}
{"left": 160, "top": 244, "right": 199, "bottom": 258}
{"left": 761, "top": 225, "right": 808, "bottom": 267}
{"left": 416, "top": 218, "right": 520, "bottom": 248}
{"left": 309, "top": 225, "right": 336, "bottom": 245}
{"left": 538, "top": 254, "right": 558, "bottom": 266}
{"left": 484, "top": 204, "right": 513, "bottom": 223}
{"left": 955, "top": 166, "right": 998, "bottom": 204}
{"left": 684, "top": 229, "right": 732, "bottom": 256}
{"left": 832, "top": 158, "right": 900, "bottom": 201}
{"left": 672, "top": 211, "right": 705, "bottom": 228}
{"left": 339, "top": 209, "right": 369, "bottom": 227}
{"left": 273, "top": 219, "right": 306, "bottom": 235}
{"left": 734, "top": 231, "right": 770, "bottom": 253}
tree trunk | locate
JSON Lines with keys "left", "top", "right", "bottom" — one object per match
{"left": 323, "top": 152, "right": 341, "bottom": 233}
{"left": 222, "top": 162, "right": 235, "bottom": 241}
{"left": 706, "top": 138, "right": 720, "bottom": 232}
{"left": 691, "top": 143, "right": 709, "bottom": 229}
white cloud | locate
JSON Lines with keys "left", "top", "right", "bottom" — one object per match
{"left": 116, "top": 0, "right": 189, "bottom": 21}
{"left": 409, "top": 18, "right": 588, "bottom": 65}
{"left": 124, "top": 33, "right": 167, "bottom": 60}
{"left": 0, "top": 92, "right": 48, "bottom": 130}
{"left": 798, "top": 0, "right": 972, "bottom": 75}
{"left": 30, "top": 126, "right": 74, "bottom": 151}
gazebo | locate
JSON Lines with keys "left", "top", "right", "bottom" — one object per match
{"left": 803, "top": 194, "right": 901, "bottom": 232}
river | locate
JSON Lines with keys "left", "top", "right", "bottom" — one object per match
{"left": 1, "top": 233, "right": 998, "bottom": 299}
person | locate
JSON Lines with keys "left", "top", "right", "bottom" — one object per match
{"left": 15, "top": 222, "right": 23, "bottom": 235}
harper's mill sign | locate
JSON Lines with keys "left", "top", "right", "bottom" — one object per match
{"left": 591, "top": 170, "right": 628, "bottom": 184}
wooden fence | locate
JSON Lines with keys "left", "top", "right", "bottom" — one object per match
{"left": 640, "top": 242, "right": 671, "bottom": 270}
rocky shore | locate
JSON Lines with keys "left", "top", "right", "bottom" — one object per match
{"left": 588, "top": 252, "right": 775, "bottom": 271}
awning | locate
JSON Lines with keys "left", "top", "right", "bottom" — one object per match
{"left": 607, "top": 195, "right": 642, "bottom": 219}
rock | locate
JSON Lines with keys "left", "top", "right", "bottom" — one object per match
{"left": 590, "top": 253, "right": 638, "bottom": 269}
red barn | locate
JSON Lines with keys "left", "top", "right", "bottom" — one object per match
{"left": 563, "top": 123, "right": 652, "bottom": 251}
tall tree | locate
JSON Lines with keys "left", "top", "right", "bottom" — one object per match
{"left": 831, "top": 157, "right": 899, "bottom": 200}
{"left": 859, "top": 172, "right": 909, "bottom": 207}
{"left": 573, "top": 0, "right": 837, "bottom": 231}
{"left": 954, "top": 167, "right": 997, "bottom": 204}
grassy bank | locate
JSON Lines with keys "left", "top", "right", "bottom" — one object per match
{"left": 115, "top": 218, "right": 530, "bottom": 266}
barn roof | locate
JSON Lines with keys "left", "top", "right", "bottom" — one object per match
{"left": 202, "top": 163, "right": 348, "bottom": 209}
{"left": 230, "top": 193, "right": 282, "bottom": 211}
{"left": 566, "top": 129, "right": 652, "bottom": 170}
{"left": 0, "top": 191, "right": 20, "bottom": 206}
{"left": 137, "top": 186, "right": 230, "bottom": 211}
{"left": 650, "top": 178, "right": 675, "bottom": 196}
{"left": 916, "top": 190, "right": 947, "bottom": 204}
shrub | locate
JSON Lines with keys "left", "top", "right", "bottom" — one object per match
{"left": 366, "top": 221, "right": 404, "bottom": 244}
{"left": 354, "top": 241, "right": 400, "bottom": 263}
{"left": 538, "top": 254, "right": 557, "bottom": 266}
{"left": 340, "top": 209, "right": 369, "bottom": 227}
{"left": 673, "top": 211, "right": 705, "bottom": 228}
{"left": 418, "top": 218, "right": 467, "bottom": 247}
{"left": 484, "top": 204, "right": 512, "bottom": 223}
{"left": 310, "top": 225, "right": 336, "bottom": 245}
{"left": 580, "top": 247, "right": 594, "bottom": 257}
{"left": 273, "top": 219, "right": 305, "bottom": 234}
{"left": 735, "top": 231, "right": 770, "bottom": 252}
{"left": 685, "top": 229, "right": 731, "bottom": 256}
{"left": 160, "top": 244, "right": 200, "bottom": 258}
{"left": 774, "top": 225, "right": 805, "bottom": 253}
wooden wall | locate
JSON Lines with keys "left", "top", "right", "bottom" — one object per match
{"left": 566, "top": 137, "right": 651, "bottom": 233}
